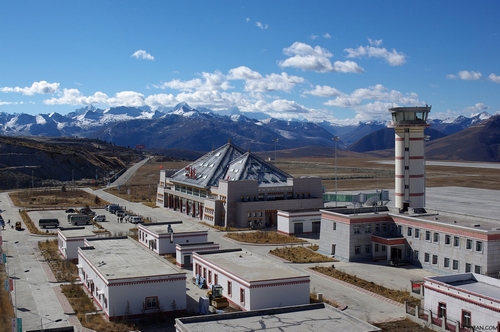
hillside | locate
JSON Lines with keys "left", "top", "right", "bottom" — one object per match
{"left": 0, "top": 136, "right": 142, "bottom": 190}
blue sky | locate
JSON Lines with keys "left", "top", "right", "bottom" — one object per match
{"left": 0, "top": 1, "right": 499, "bottom": 124}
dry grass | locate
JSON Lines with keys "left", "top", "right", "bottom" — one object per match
{"left": 0, "top": 256, "right": 15, "bottom": 331}
{"left": 269, "top": 246, "right": 335, "bottom": 263}
{"left": 311, "top": 266, "right": 420, "bottom": 307}
{"left": 9, "top": 188, "right": 109, "bottom": 209}
{"left": 373, "top": 318, "right": 434, "bottom": 332}
{"left": 38, "top": 239, "right": 78, "bottom": 282}
{"left": 225, "top": 231, "right": 307, "bottom": 244}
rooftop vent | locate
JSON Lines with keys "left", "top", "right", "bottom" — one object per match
{"left": 453, "top": 221, "right": 457, "bottom": 223}
{"left": 434, "top": 217, "right": 438, "bottom": 220}
{"left": 472, "top": 224, "right": 481, "bottom": 228}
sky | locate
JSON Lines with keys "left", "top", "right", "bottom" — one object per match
{"left": 0, "top": 1, "right": 499, "bottom": 124}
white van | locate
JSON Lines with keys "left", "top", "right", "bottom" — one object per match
{"left": 93, "top": 215, "right": 106, "bottom": 222}
{"left": 130, "top": 216, "right": 143, "bottom": 224}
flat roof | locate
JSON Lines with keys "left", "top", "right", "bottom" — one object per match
{"left": 196, "top": 249, "right": 308, "bottom": 282}
{"left": 427, "top": 273, "right": 500, "bottom": 302}
{"left": 402, "top": 212, "right": 500, "bottom": 233}
{"left": 81, "top": 237, "right": 184, "bottom": 280}
{"left": 139, "top": 221, "right": 206, "bottom": 235}
{"left": 175, "top": 303, "right": 380, "bottom": 332}
{"left": 59, "top": 227, "right": 96, "bottom": 239}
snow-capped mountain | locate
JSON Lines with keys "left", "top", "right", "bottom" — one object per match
{"left": 0, "top": 104, "right": 493, "bottom": 153}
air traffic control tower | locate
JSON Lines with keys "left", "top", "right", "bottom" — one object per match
{"left": 388, "top": 106, "right": 431, "bottom": 212}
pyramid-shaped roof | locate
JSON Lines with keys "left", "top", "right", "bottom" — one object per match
{"left": 169, "top": 142, "right": 291, "bottom": 188}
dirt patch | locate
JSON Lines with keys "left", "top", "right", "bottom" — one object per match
{"left": 311, "top": 266, "right": 420, "bottom": 307}
{"left": 38, "top": 239, "right": 78, "bottom": 282}
{"left": 373, "top": 318, "right": 434, "bottom": 332}
{"left": 9, "top": 188, "right": 109, "bottom": 209}
{"left": 225, "top": 231, "right": 307, "bottom": 244}
{"left": 269, "top": 246, "right": 336, "bottom": 263}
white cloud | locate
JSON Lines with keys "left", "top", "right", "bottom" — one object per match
{"left": 464, "top": 102, "right": 489, "bottom": 114}
{"left": 323, "top": 33, "right": 331, "bottom": 39}
{"left": 158, "top": 71, "right": 231, "bottom": 92}
{"left": 228, "top": 66, "right": 304, "bottom": 92}
{"left": 344, "top": 39, "right": 406, "bottom": 66}
{"left": 227, "top": 66, "right": 263, "bottom": 80}
{"left": 0, "top": 81, "right": 60, "bottom": 95}
{"left": 131, "top": 50, "right": 154, "bottom": 61}
{"left": 279, "top": 42, "right": 364, "bottom": 73}
{"left": 255, "top": 22, "right": 268, "bottom": 29}
{"left": 304, "top": 85, "right": 342, "bottom": 97}
{"left": 158, "top": 78, "right": 203, "bottom": 91}
{"left": 488, "top": 73, "right": 500, "bottom": 83}
{"left": 246, "top": 18, "right": 250, "bottom": 23}
{"left": 44, "top": 88, "right": 108, "bottom": 105}
{"left": 447, "top": 70, "right": 482, "bottom": 80}
{"left": 310, "top": 34, "right": 318, "bottom": 40}
{"left": 0, "top": 100, "right": 18, "bottom": 105}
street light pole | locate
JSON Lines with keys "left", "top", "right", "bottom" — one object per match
{"left": 333, "top": 136, "right": 340, "bottom": 206}
{"left": 272, "top": 138, "right": 279, "bottom": 165}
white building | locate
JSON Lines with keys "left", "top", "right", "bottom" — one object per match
{"left": 157, "top": 142, "right": 323, "bottom": 228}
{"left": 175, "top": 303, "right": 380, "bottom": 332}
{"left": 57, "top": 227, "right": 96, "bottom": 261}
{"left": 319, "top": 206, "right": 500, "bottom": 277}
{"left": 423, "top": 273, "right": 500, "bottom": 330}
{"left": 192, "top": 249, "right": 310, "bottom": 311}
{"left": 175, "top": 242, "right": 220, "bottom": 268}
{"left": 277, "top": 208, "right": 321, "bottom": 236}
{"left": 137, "top": 221, "right": 208, "bottom": 255}
{"left": 77, "top": 236, "right": 186, "bottom": 321}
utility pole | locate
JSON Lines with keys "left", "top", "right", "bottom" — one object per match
{"left": 333, "top": 136, "right": 340, "bottom": 206}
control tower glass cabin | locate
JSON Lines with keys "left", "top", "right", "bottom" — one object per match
{"left": 387, "top": 106, "right": 431, "bottom": 212}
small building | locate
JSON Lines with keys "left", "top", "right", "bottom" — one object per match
{"left": 58, "top": 227, "right": 96, "bottom": 261}
{"left": 277, "top": 208, "right": 321, "bottom": 236}
{"left": 175, "top": 242, "right": 220, "bottom": 268}
{"left": 192, "top": 249, "right": 310, "bottom": 311}
{"left": 137, "top": 221, "right": 208, "bottom": 255}
{"left": 77, "top": 236, "right": 186, "bottom": 321}
{"left": 175, "top": 303, "right": 380, "bottom": 332}
{"left": 423, "top": 273, "right": 500, "bottom": 330}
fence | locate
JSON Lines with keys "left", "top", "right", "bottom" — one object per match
{"left": 405, "top": 301, "right": 461, "bottom": 332}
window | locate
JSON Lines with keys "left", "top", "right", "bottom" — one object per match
{"left": 474, "top": 265, "right": 481, "bottom": 274}
{"left": 375, "top": 224, "right": 380, "bottom": 232}
{"left": 432, "top": 255, "right": 438, "bottom": 265}
{"left": 382, "top": 223, "right": 387, "bottom": 232}
{"left": 406, "top": 248, "right": 412, "bottom": 258}
{"left": 374, "top": 244, "right": 379, "bottom": 252}
{"left": 462, "top": 310, "right": 471, "bottom": 328}
{"left": 333, "top": 222, "right": 336, "bottom": 230}
{"left": 454, "top": 236, "right": 460, "bottom": 247}
{"left": 240, "top": 288, "right": 245, "bottom": 303}
{"left": 208, "top": 271, "right": 212, "bottom": 284}
{"left": 465, "top": 263, "right": 472, "bottom": 273}
{"left": 331, "top": 244, "right": 336, "bottom": 255}
{"left": 354, "top": 226, "right": 360, "bottom": 234}
{"left": 466, "top": 239, "right": 473, "bottom": 250}
{"left": 364, "top": 225, "right": 371, "bottom": 233}
{"left": 438, "top": 302, "right": 446, "bottom": 318}
{"left": 145, "top": 296, "right": 158, "bottom": 309}
{"left": 227, "top": 281, "right": 232, "bottom": 297}
{"left": 444, "top": 258, "right": 450, "bottom": 268}
{"left": 415, "top": 228, "right": 420, "bottom": 238}
{"left": 476, "top": 241, "right": 483, "bottom": 252}
{"left": 214, "top": 273, "right": 218, "bottom": 285}
{"left": 354, "top": 246, "right": 361, "bottom": 254}
{"left": 433, "top": 232, "right": 439, "bottom": 243}
{"left": 445, "top": 235, "right": 451, "bottom": 245}
{"left": 452, "top": 260, "right": 459, "bottom": 270}
{"left": 404, "top": 185, "right": 409, "bottom": 189}
{"left": 404, "top": 147, "right": 409, "bottom": 152}
{"left": 424, "top": 253, "right": 430, "bottom": 263}
{"left": 365, "top": 245, "right": 371, "bottom": 254}
{"left": 425, "top": 231, "right": 431, "bottom": 241}
{"left": 407, "top": 227, "right": 412, "bottom": 237}
{"left": 397, "top": 225, "right": 402, "bottom": 235}
{"left": 381, "top": 245, "right": 386, "bottom": 252}
{"left": 404, "top": 166, "right": 409, "bottom": 170}
{"left": 414, "top": 250, "right": 419, "bottom": 260}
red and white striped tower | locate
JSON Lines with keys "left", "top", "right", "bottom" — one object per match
{"left": 388, "top": 106, "right": 431, "bottom": 212}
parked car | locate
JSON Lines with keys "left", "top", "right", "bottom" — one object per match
{"left": 65, "top": 208, "right": 75, "bottom": 213}
{"left": 390, "top": 258, "right": 409, "bottom": 267}
{"left": 93, "top": 215, "right": 106, "bottom": 222}
{"left": 130, "top": 216, "right": 143, "bottom": 224}
{"left": 115, "top": 210, "right": 126, "bottom": 217}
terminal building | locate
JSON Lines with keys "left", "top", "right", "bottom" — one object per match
{"left": 156, "top": 141, "right": 323, "bottom": 228}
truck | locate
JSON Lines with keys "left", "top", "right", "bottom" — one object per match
{"left": 39, "top": 218, "right": 59, "bottom": 229}
{"left": 107, "top": 205, "right": 121, "bottom": 214}
{"left": 68, "top": 214, "right": 91, "bottom": 226}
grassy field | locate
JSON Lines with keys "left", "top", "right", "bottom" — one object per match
{"left": 225, "top": 231, "right": 307, "bottom": 244}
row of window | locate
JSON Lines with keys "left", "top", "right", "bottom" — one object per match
{"left": 437, "top": 303, "right": 474, "bottom": 329}
{"left": 354, "top": 244, "right": 387, "bottom": 254}
{"left": 344, "top": 222, "right": 485, "bottom": 254}
{"left": 195, "top": 264, "right": 246, "bottom": 305}
{"left": 420, "top": 251, "right": 481, "bottom": 273}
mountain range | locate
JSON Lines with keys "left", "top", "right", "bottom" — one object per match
{"left": 0, "top": 104, "right": 497, "bottom": 161}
